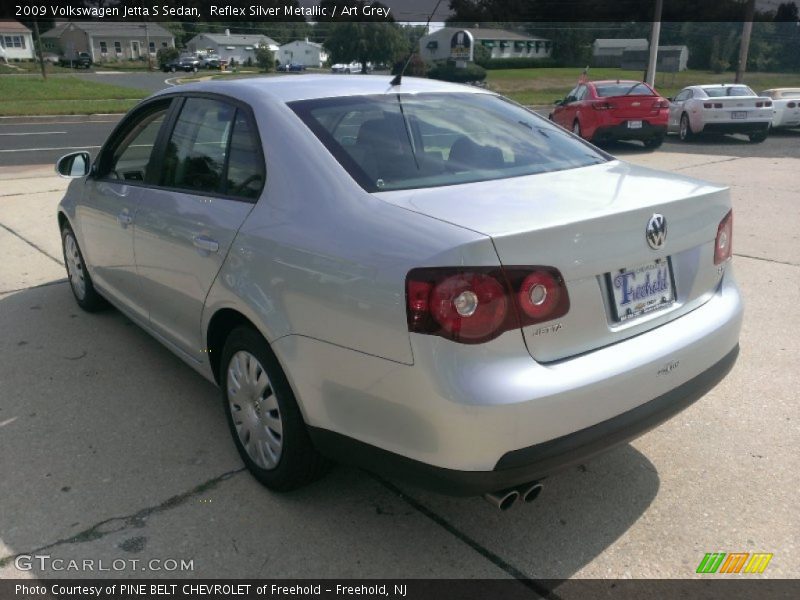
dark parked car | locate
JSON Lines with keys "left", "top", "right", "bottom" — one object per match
{"left": 59, "top": 52, "right": 93, "bottom": 69}
{"left": 162, "top": 57, "right": 200, "bottom": 73}
{"left": 278, "top": 63, "right": 306, "bottom": 72}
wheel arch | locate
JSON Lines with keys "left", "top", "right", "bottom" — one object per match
{"left": 206, "top": 308, "right": 265, "bottom": 386}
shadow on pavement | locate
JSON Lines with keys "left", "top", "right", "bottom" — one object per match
{"left": 0, "top": 281, "right": 659, "bottom": 579}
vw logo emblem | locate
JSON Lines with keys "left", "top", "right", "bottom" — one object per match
{"left": 646, "top": 214, "right": 667, "bottom": 249}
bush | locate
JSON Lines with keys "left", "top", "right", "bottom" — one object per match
{"left": 427, "top": 61, "right": 486, "bottom": 83}
{"left": 710, "top": 58, "right": 730, "bottom": 74}
{"left": 391, "top": 53, "right": 427, "bottom": 77}
{"left": 156, "top": 47, "right": 179, "bottom": 69}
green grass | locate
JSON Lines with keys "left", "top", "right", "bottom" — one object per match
{"left": 486, "top": 68, "right": 800, "bottom": 106}
{"left": 0, "top": 75, "right": 147, "bottom": 115}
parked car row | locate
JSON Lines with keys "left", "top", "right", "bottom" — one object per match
{"left": 549, "top": 80, "right": 798, "bottom": 147}
{"left": 278, "top": 63, "right": 306, "bottom": 72}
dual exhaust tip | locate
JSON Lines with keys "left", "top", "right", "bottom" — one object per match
{"left": 484, "top": 481, "right": 543, "bottom": 511}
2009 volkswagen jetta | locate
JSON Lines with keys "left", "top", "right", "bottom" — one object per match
{"left": 55, "top": 76, "right": 742, "bottom": 510}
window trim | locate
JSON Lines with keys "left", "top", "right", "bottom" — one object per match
{"left": 140, "top": 92, "right": 268, "bottom": 204}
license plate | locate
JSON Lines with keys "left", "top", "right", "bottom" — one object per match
{"left": 606, "top": 258, "right": 675, "bottom": 323}
{"left": 731, "top": 111, "right": 747, "bottom": 119}
{"left": 628, "top": 120, "right": 643, "bottom": 129}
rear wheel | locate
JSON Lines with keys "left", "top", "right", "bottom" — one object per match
{"left": 748, "top": 129, "right": 768, "bottom": 143}
{"left": 221, "top": 326, "right": 329, "bottom": 491}
{"left": 61, "top": 224, "right": 107, "bottom": 312}
{"left": 679, "top": 113, "right": 694, "bottom": 141}
{"left": 644, "top": 135, "right": 665, "bottom": 149}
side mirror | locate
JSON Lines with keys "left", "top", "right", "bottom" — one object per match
{"left": 56, "top": 151, "right": 90, "bottom": 179}
{"left": 554, "top": 99, "right": 563, "bottom": 106}
{"left": 566, "top": 95, "right": 576, "bottom": 103}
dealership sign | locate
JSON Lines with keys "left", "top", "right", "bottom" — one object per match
{"left": 450, "top": 30, "right": 474, "bottom": 62}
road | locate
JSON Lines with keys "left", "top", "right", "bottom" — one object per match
{"left": 2, "top": 108, "right": 798, "bottom": 169}
{"left": 0, "top": 136, "right": 797, "bottom": 583}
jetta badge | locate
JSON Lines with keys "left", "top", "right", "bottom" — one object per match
{"left": 646, "top": 214, "right": 667, "bottom": 249}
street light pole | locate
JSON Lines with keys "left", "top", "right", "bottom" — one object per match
{"left": 33, "top": 18, "right": 46, "bottom": 80}
{"left": 645, "top": 0, "right": 663, "bottom": 86}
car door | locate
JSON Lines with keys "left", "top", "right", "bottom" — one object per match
{"left": 669, "top": 88, "right": 691, "bottom": 130}
{"left": 133, "top": 95, "right": 265, "bottom": 361}
{"left": 552, "top": 86, "right": 578, "bottom": 128}
{"left": 78, "top": 98, "right": 174, "bottom": 320}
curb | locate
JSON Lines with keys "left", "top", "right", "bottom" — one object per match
{"left": 0, "top": 113, "right": 125, "bottom": 124}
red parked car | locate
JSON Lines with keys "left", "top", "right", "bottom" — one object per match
{"left": 550, "top": 80, "right": 670, "bottom": 148}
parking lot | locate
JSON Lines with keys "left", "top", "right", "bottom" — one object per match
{"left": 0, "top": 126, "right": 798, "bottom": 584}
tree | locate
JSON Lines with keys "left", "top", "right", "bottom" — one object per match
{"left": 323, "top": 21, "right": 406, "bottom": 73}
{"left": 255, "top": 45, "right": 275, "bottom": 72}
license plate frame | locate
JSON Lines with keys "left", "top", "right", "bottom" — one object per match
{"left": 605, "top": 257, "right": 676, "bottom": 323}
{"left": 627, "top": 120, "right": 643, "bottom": 129}
{"left": 731, "top": 111, "right": 747, "bottom": 119}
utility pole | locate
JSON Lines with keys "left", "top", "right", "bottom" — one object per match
{"left": 33, "top": 18, "right": 46, "bottom": 80}
{"left": 144, "top": 23, "right": 152, "bottom": 71}
{"left": 735, "top": 0, "right": 756, "bottom": 83}
{"left": 645, "top": 0, "right": 663, "bottom": 86}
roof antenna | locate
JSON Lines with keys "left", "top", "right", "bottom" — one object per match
{"left": 391, "top": 0, "right": 444, "bottom": 86}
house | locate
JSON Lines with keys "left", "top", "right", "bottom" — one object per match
{"left": 0, "top": 20, "right": 35, "bottom": 61}
{"left": 620, "top": 45, "right": 689, "bottom": 72}
{"left": 41, "top": 21, "right": 174, "bottom": 62}
{"left": 592, "top": 38, "right": 649, "bottom": 67}
{"left": 186, "top": 30, "right": 279, "bottom": 65}
{"left": 418, "top": 27, "right": 551, "bottom": 63}
{"left": 277, "top": 38, "right": 328, "bottom": 68}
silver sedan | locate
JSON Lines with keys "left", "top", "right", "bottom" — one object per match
{"left": 56, "top": 75, "right": 742, "bottom": 510}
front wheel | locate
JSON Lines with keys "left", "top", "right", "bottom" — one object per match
{"left": 61, "top": 224, "right": 107, "bottom": 312}
{"left": 221, "top": 327, "right": 329, "bottom": 491}
{"left": 679, "top": 114, "right": 694, "bottom": 141}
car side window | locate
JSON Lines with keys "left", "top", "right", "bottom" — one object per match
{"left": 100, "top": 101, "right": 170, "bottom": 182}
{"left": 160, "top": 97, "right": 235, "bottom": 194}
{"left": 225, "top": 111, "right": 265, "bottom": 200}
{"left": 575, "top": 86, "right": 588, "bottom": 101}
{"left": 565, "top": 86, "right": 578, "bottom": 102}
{"left": 675, "top": 89, "right": 691, "bottom": 102}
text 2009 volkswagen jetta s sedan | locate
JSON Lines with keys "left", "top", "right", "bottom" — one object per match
{"left": 56, "top": 76, "right": 742, "bottom": 510}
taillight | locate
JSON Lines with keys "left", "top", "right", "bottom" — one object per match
{"left": 652, "top": 99, "right": 670, "bottom": 109}
{"left": 755, "top": 101, "right": 772, "bottom": 108}
{"left": 788, "top": 102, "right": 797, "bottom": 108}
{"left": 704, "top": 102, "right": 713, "bottom": 109}
{"left": 714, "top": 210, "right": 733, "bottom": 265}
{"left": 714, "top": 103, "right": 723, "bottom": 108}
{"left": 406, "top": 266, "right": 570, "bottom": 344}
{"left": 592, "top": 101, "right": 616, "bottom": 110}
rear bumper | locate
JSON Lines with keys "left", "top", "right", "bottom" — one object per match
{"left": 309, "top": 343, "right": 739, "bottom": 495}
{"left": 592, "top": 122, "right": 667, "bottom": 141}
{"left": 700, "top": 121, "right": 769, "bottom": 134}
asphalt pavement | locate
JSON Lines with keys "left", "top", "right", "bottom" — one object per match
{"left": 0, "top": 101, "right": 798, "bottom": 582}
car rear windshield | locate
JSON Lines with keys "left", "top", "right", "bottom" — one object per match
{"left": 594, "top": 82, "right": 655, "bottom": 97}
{"left": 703, "top": 86, "right": 755, "bottom": 97}
{"left": 288, "top": 93, "right": 608, "bottom": 192}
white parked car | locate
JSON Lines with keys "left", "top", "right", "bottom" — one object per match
{"left": 668, "top": 84, "right": 772, "bottom": 143}
{"left": 331, "top": 62, "right": 366, "bottom": 74}
{"left": 760, "top": 88, "right": 800, "bottom": 129}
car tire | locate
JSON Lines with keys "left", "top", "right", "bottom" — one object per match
{"left": 748, "top": 130, "right": 768, "bottom": 143}
{"left": 192, "top": 66, "right": 197, "bottom": 73}
{"left": 679, "top": 113, "right": 694, "bottom": 141}
{"left": 170, "top": 66, "right": 176, "bottom": 72}
{"left": 221, "top": 326, "right": 330, "bottom": 492}
{"left": 644, "top": 135, "right": 665, "bottom": 149}
{"left": 61, "top": 224, "right": 107, "bottom": 312}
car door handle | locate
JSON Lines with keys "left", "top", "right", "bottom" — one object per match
{"left": 117, "top": 212, "right": 133, "bottom": 227}
{"left": 193, "top": 235, "right": 219, "bottom": 253}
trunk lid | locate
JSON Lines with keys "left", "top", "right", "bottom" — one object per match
{"left": 604, "top": 94, "right": 664, "bottom": 119}
{"left": 377, "top": 160, "right": 731, "bottom": 362}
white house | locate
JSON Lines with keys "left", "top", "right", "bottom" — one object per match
{"left": 592, "top": 38, "right": 649, "bottom": 67}
{"left": 419, "top": 27, "right": 551, "bottom": 63}
{"left": 187, "top": 30, "right": 279, "bottom": 65}
{"left": 0, "top": 20, "right": 35, "bottom": 61}
{"left": 277, "top": 39, "right": 327, "bottom": 68}
{"left": 41, "top": 21, "right": 174, "bottom": 62}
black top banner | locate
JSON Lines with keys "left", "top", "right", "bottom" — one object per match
{"left": 2, "top": 0, "right": 800, "bottom": 22}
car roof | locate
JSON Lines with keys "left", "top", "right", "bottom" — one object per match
{"left": 590, "top": 80, "right": 645, "bottom": 85}
{"left": 695, "top": 84, "right": 752, "bottom": 89}
{"left": 153, "top": 74, "right": 489, "bottom": 104}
